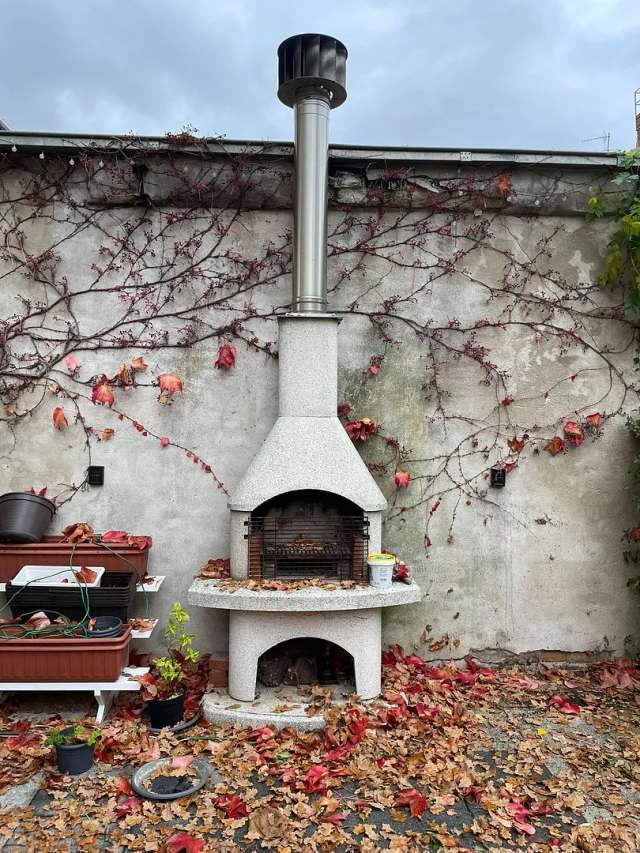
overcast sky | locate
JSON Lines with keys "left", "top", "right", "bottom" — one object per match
{"left": 2, "top": 0, "right": 639, "bottom": 151}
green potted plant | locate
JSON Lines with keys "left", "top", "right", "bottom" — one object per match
{"left": 45, "top": 725, "right": 99, "bottom": 775}
{"left": 139, "top": 602, "right": 199, "bottom": 729}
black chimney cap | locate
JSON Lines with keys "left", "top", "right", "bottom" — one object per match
{"left": 277, "top": 33, "right": 347, "bottom": 108}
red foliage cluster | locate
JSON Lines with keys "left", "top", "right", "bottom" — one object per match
{"left": 344, "top": 418, "right": 377, "bottom": 441}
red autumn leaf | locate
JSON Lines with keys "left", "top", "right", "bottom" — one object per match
{"left": 306, "top": 765, "right": 330, "bottom": 792}
{"left": 369, "top": 365, "right": 378, "bottom": 375}
{"left": 215, "top": 343, "right": 236, "bottom": 369}
{"left": 506, "top": 802, "right": 536, "bottom": 835}
{"left": 324, "top": 745, "right": 353, "bottom": 762}
{"left": 497, "top": 174, "right": 512, "bottom": 196}
{"left": 91, "top": 379, "right": 114, "bottom": 407}
{"left": 52, "top": 407, "right": 68, "bottom": 430}
{"left": 6, "top": 733, "right": 39, "bottom": 750}
{"left": 396, "top": 788, "right": 427, "bottom": 818}
{"left": 215, "top": 795, "right": 248, "bottom": 818}
{"left": 160, "top": 436, "right": 170, "bottom": 447}
{"left": 337, "top": 403, "right": 352, "bottom": 417}
{"left": 507, "top": 434, "right": 527, "bottom": 454}
{"left": 74, "top": 566, "right": 98, "bottom": 584}
{"left": 344, "top": 418, "right": 377, "bottom": 441}
{"left": 111, "top": 363, "right": 134, "bottom": 388}
{"left": 61, "top": 522, "right": 94, "bottom": 542}
{"left": 563, "top": 420, "right": 584, "bottom": 447}
{"left": 549, "top": 693, "right": 580, "bottom": 715}
{"left": 585, "top": 412, "right": 602, "bottom": 430}
{"left": 127, "top": 535, "right": 152, "bottom": 550}
{"left": 114, "top": 796, "right": 141, "bottom": 818}
{"left": 24, "top": 611, "right": 50, "bottom": 630}
{"left": 544, "top": 436, "right": 565, "bottom": 456}
{"left": 102, "top": 530, "right": 128, "bottom": 542}
{"left": 394, "top": 470, "right": 410, "bottom": 488}
{"left": 162, "top": 834, "right": 204, "bottom": 853}
{"left": 64, "top": 355, "right": 79, "bottom": 374}
{"left": 114, "top": 777, "right": 133, "bottom": 797}
{"left": 321, "top": 811, "right": 347, "bottom": 825}
{"left": 501, "top": 397, "right": 514, "bottom": 406}
{"left": 158, "top": 372, "right": 183, "bottom": 403}
{"left": 507, "top": 801, "right": 530, "bottom": 822}
{"left": 130, "top": 356, "right": 148, "bottom": 371}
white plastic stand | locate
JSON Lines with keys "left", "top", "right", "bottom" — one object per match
{"left": 0, "top": 666, "right": 149, "bottom": 723}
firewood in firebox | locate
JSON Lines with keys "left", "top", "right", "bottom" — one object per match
{"left": 257, "top": 652, "right": 290, "bottom": 687}
{"left": 284, "top": 656, "right": 318, "bottom": 686}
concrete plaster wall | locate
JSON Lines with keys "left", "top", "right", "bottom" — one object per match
{"left": 0, "top": 154, "right": 638, "bottom": 662}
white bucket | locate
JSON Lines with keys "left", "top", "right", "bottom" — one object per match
{"left": 367, "top": 553, "right": 396, "bottom": 589}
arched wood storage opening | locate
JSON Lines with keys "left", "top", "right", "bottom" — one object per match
{"left": 257, "top": 637, "right": 355, "bottom": 689}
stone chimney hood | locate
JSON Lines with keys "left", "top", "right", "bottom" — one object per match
{"left": 229, "top": 314, "right": 387, "bottom": 513}
{"left": 228, "top": 34, "right": 386, "bottom": 569}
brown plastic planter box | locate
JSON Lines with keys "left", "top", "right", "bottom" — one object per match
{"left": 0, "top": 625, "right": 132, "bottom": 682}
{"left": 0, "top": 536, "right": 150, "bottom": 582}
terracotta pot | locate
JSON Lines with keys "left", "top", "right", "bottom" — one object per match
{"left": 0, "top": 536, "right": 150, "bottom": 582}
{"left": 0, "top": 625, "right": 132, "bottom": 682}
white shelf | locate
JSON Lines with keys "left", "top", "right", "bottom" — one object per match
{"left": 0, "top": 667, "right": 149, "bottom": 723}
{"left": 130, "top": 618, "right": 158, "bottom": 639}
{"left": 136, "top": 575, "right": 165, "bottom": 593}
{"left": 1, "top": 575, "right": 165, "bottom": 594}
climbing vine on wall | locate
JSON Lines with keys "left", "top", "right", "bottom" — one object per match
{"left": 0, "top": 133, "right": 637, "bottom": 548}
{"left": 593, "top": 148, "right": 640, "bottom": 588}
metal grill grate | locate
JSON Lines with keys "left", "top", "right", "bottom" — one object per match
{"left": 246, "top": 516, "right": 369, "bottom": 581}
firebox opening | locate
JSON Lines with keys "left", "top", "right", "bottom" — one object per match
{"left": 257, "top": 638, "right": 355, "bottom": 689}
{"left": 247, "top": 489, "right": 369, "bottom": 581}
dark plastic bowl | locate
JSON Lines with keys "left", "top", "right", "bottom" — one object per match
{"left": 86, "top": 616, "right": 123, "bottom": 638}
{"left": 0, "top": 492, "right": 56, "bottom": 543}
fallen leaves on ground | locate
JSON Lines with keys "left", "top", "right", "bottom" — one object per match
{"left": 2, "top": 650, "right": 640, "bottom": 850}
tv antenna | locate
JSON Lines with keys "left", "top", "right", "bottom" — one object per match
{"left": 582, "top": 131, "right": 611, "bottom": 151}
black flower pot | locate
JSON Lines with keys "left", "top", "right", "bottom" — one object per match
{"left": 147, "top": 693, "right": 185, "bottom": 729}
{"left": 55, "top": 742, "right": 94, "bottom": 775}
{"left": 87, "top": 616, "right": 123, "bottom": 638}
{"left": 0, "top": 492, "right": 56, "bottom": 543}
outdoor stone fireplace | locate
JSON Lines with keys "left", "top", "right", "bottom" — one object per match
{"left": 188, "top": 33, "right": 421, "bottom": 726}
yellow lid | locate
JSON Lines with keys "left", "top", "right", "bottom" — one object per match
{"left": 367, "top": 553, "right": 396, "bottom": 564}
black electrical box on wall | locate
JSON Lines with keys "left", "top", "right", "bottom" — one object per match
{"left": 489, "top": 467, "right": 506, "bottom": 488}
{"left": 87, "top": 465, "right": 105, "bottom": 486}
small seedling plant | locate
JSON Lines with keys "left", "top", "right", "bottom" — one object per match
{"left": 45, "top": 725, "right": 100, "bottom": 748}
{"left": 141, "top": 602, "right": 200, "bottom": 701}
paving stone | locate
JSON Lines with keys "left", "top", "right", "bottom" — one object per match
{"left": 582, "top": 803, "right": 613, "bottom": 823}
{"left": 544, "top": 756, "right": 571, "bottom": 776}
{"left": 0, "top": 772, "right": 43, "bottom": 815}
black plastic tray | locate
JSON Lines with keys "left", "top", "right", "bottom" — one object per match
{"left": 6, "top": 570, "right": 137, "bottom": 623}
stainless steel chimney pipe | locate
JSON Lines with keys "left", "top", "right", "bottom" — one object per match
{"left": 277, "top": 34, "right": 348, "bottom": 313}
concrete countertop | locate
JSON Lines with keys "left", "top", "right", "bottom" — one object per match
{"left": 187, "top": 579, "right": 422, "bottom": 612}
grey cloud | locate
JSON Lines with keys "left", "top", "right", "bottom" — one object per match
{"left": 2, "top": 0, "right": 638, "bottom": 150}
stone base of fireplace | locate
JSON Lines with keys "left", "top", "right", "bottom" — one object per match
{"left": 202, "top": 684, "right": 352, "bottom": 731}
{"left": 188, "top": 579, "right": 422, "bottom": 709}
{"left": 229, "top": 606, "right": 381, "bottom": 700}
